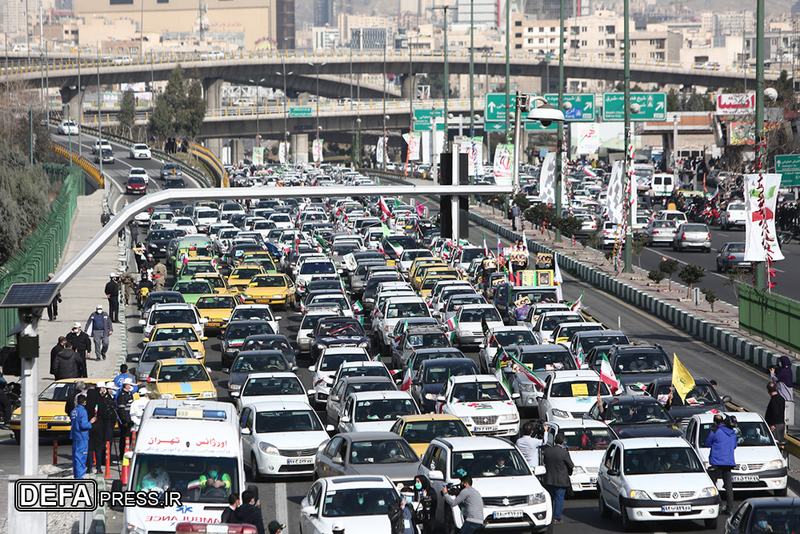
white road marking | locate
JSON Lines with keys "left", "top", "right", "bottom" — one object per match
{"left": 275, "top": 482, "right": 288, "bottom": 532}
{"left": 643, "top": 249, "right": 729, "bottom": 280}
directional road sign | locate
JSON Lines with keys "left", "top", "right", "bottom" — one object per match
{"left": 603, "top": 92, "right": 667, "bottom": 121}
{"left": 413, "top": 121, "right": 445, "bottom": 132}
{"left": 484, "top": 122, "right": 507, "bottom": 132}
{"left": 776, "top": 154, "right": 800, "bottom": 187}
{"left": 289, "top": 106, "right": 313, "bottom": 118}
{"left": 485, "top": 93, "right": 518, "bottom": 122}
{"left": 414, "top": 109, "right": 444, "bottom": 121}
{"left": 526, "top": 93, "right": 596, "bottom": 130}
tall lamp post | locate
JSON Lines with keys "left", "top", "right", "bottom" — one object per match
{"left": 433, "top": 5, "right": 451, "bottom": 151}
{"left": 308, "top": 62, "right": 326, "bottom": 136}
{"left": 754, "top": 0, "right": 766, "bottom": 289}
{"left": 248, "top": 77, "right": 266, "bottom": 149}
{"left": 554, "top": 0, "right": 566, "bottom": 242}
{"left": 622, "top": 0, "right": 634, "bottom": 273}
{"left": 276, "top": 63, "right": 293, "bottom": 161}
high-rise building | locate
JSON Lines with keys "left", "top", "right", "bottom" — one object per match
{"left": 276, "top": 0, "right": 295, "bottom": 48}
{"left": 1, "top": 0, "right": 27, "bottom": 37}
{"left": 454, "top": 0, "right": 498, "bottom": 28}
{"left": 314, "top": 0, "right": 333, "bottom": 26}
{"left": 350, "top": 27, "right": 387, "bottom": 49}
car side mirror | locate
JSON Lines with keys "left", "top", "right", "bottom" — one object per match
{"left": 721, "top": 395, "right": 732, "bottom": 404}
{"left": 428, "top": 470, "right": 444, "bottom": 481}
{"left": 241, "top": 427, "right": 251, "bottom": 435}
{"left": 512, "top": 392, "right": 521, "bottom": 400}
{"left": 309, "top": 365, "right": 316, "bottom": 372}
{"left": 292, "top": 366, "right": 299, "bottom": 372}
{"left": 325, "top": 424, "right": 335, "bottom": 433}
{"left": 607, "top": 468, "right": 619, "bottom": 477}
{"left": 201, "top": 336, "right": 208, "bottom": 341}
{"left": 131, "top": 357, "right": 139, "bottom": 362}
{"left": 275, "top": 316, "right": 283, "bottom": 321}
{"left": 533, "top": 465, "right": 546, "bottom": 476}
{"left": 331, "top": 395, "right": 340, "bottom": 402}
{"left": 411, "top": 379, "right": 421, "bottom": 386}
{"left": 436, "top": 395, "right": 446, "bottom": 402}
{"left": 340, "top": 415, "right": 350, "bottom": 423}
{"left": 332, "top": 454, "right": 344, "bottom": 465}
{"left": 138, "top": 320, "right": 146, "bottom": 326}
{"left": 301, "top": 505, "right": 318, "bottom": 517}
{"left": 200, "top": 318, "right": 208, "bottom": 324}
{"left": 307, "top": 389, "right": 316, "bottom": 396}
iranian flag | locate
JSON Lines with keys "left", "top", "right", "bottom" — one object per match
{"left": 599, "top": 354, "right": 620, "bottom": 393}
{"left": 352, "top": 301, "right": 364, "bottom": 313}
{"left": 379, "top": 197, "right": 392, "bottom": 219}
{"left": 494, "top": 348, "right": 513, "bottom": 393}
{"left": 568, "top": 290, "right": 585, "bottom": 312}
{"left": 400, "top": 372, "right": 412, "bottom": 391}
{"left": 497, "top": 234, "right": 503, "bottom": 257}
{"left": 395, "top": 319, "right": 409, "bottom": 343}
{"left": 445, "top": 316, "right": 458, "bottom": 331}
{"left": 483, "top": 232, "right": 489, "bottom": 257}
{"left": 510, "top": 355, "right": 545, "bottom": 389}
{"left": 575, "top": 344, "right": 586, "bottom": 369}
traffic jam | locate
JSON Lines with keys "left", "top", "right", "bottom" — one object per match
{"left": 36, "top": 163, "right": 797, "bottom": 534}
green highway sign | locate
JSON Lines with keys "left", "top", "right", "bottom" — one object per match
{"left": 414, "top": 109, "right": 444, "bottom": 121}
{"left": 289, "top": 106, "right": 313, "bottom": 118}
{"left": 776, "top": 154, "right": 800, "bottom": 187}
{"left": 526, "top": 93, "right": 597, "bottom": 130}
{"left": 603, "top": 92, "right": 667, "bottom": 121}
{"left": 485, "top": 93, "right": 518, "bottom": 122}
{"left": 484, "top": 122, "right": 507, "bottom": 131}
{"left": 413, "top": 121, "right": 445, "bottom": 132}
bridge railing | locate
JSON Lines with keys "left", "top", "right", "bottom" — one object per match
{"left": 50, "top": 142, "right": 104, "bottom": 188}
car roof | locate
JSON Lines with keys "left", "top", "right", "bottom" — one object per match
{"left": 339, "top": 431, "right": 409, "bottom": 441}
{"left": 449, "top": 375, "right": 500, "bottom": 384}
{"left": 551, "top": 370, "right": 602, "bottom": 382}
{"left": 421, "top": 358, "right": 473, "bottom": 368}
{"left": 340, "top": 376, "right": 393, "bottom": 384}
{"left": 413, "top": 347, "right": 463, "bottom": 355}
{"left": 347, "top": 390, "right": 414, "bottom": 401}
{"left": 432, "top": 436, "right": 515, "bottom": 451}
{"left": 574, "top": 330, "right": 626, "bottom": 338}
{"left": 548, "top": 419, "right": 611, "bottom": 431}
{"left": 691, "top": 411, "right": 765, "bottom": 423}
{"left": 397, "top": 414, "right": 464, "bottom": 423}
{"left": 613, "top": 437, "right": 692, "bottom": 449}
{"left": 340, "top": 360, "right": 385, "bottom": 368}
{"left": 325, "top": 475, "right": 395, "bottom": 489}
{"left": 243, "top": 372, "right": 299, "bottom": 380}
{"left": 246, "top": 400, "right": 317, "bottom": 412}
{"left": 158, "top": 357, "right": 203, "bottom": 366}
{"left": 322, "top": 347, "right": 370, "bottom": 355}
{"left": 518, "top": 345, "right": 570, "bottom": 353}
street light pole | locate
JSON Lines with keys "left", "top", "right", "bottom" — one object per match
{"left": 383, "top": 47, "right": 387, "bottom": 171}
{"left": 248, "top": 77, "right": 266, "bottom": 155}
{"left": 504, "top": 0, "right": 510, "bottom": 139}
{"left": 433, "top": 5, "right": 451, "bottom": 151}
{"left": 554, "top": 0, "right": 565, "bottom": 242}
{"left": 469, "top": 0, "right": 474, "bottom": 135}
{"left": 755, "top": 0, "right": 767, "bottom": 289}
{"left": 622, "top": 0, "right": 633, "bottom": 273}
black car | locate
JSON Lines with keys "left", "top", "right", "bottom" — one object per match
{"left": 310, "top": 317, "right": 370, "bottom": 362}
{"left": 412, "top": 358, "right": 479, "bottom": 413}
{"left": 306, "top": 279, "right": 345, "bottom": 295}
{"left": 163, "top": 176, "right": 186, "bottom": 189}
{"left": 160, "top": 162, "right": 182, "bottom": 179}
{"left": 645, "top": 377, "right": 731, "bottom": 431}
{"left": 380, "top": 235, "right": 418, "bottom": 261}
{"left": 599, "top": 344, "right": 673, "bottom": 395}
{"left": 241, "top": 334, "right": 296, "bottom": 368}
{"left": 725, "top": 497, "right": 800, "bottom": 534}
{"left": 146, "top": 229, "right": 182, "bottom": 258}
{"left": 220, "top": 320, "right": 275, "bottom": 370}
{"left": 362, "top": 273, "right": 403, "bottom": 312}
{"left": 586, "top": 395, "right": 684, "bottom": 439}
{"left": 226, "top": 349, "right": 296, "bottom": 399}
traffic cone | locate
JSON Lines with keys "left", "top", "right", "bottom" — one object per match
{"left": 120, "top": 437, "right": 130, "bottom": 484}
{"left": 104, "top": 441, "right": 112, "bottom": 479}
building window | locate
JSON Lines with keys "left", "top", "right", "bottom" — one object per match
{"left": 598, "top": 40, "right": 603, "bottom": 45}
{"left": 157, "top": 0, "right": 168, "bottom": 3}
{"left": 515, "top": 20, "right": 522, "bottom": 26}
{"left": 631, "top": 53, "right": 636, "bottom": 58}
{"left": 550, "top": 38, "right": 555, "bottom": 43}
{"left": 109, "top": 0, "right": 133, "bottom": 4}
{"left": 581, "top": 40, "right": 587, "bottom": 46}
{"left": 527, "top": 38, "right": 533, "bottom": 43}
{"left": 550, "top": 27, "right": 555, "bottom": 32}
{"left": 515, "top": 33, "right": 522, "bottom": 38}
{"left": 539, "top": 38, "right": 544, "bottom": 43}
{"left": 581, "top": 26, "right": 587, "bottom": 31}
{"left": 515, "top": 44, "right": 522, "bottom": 49}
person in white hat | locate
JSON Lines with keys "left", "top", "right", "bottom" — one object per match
{"left": 66, "top": 321, "right": 91, "bottom": 373}
{"left": 85, "top": 305, "right": 112, "bottom": 360}
{"left": 130, "top": 387, "right": 150, "bottom": 430}
{"left": 117, "top": 377, "right": 136, "bottom": 456}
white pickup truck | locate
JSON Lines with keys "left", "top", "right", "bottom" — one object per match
{"left": 720, "top": 202, "right": 747, "bottom": 230}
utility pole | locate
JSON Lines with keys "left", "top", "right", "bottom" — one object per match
{"left": 622, "top": 0, "right": 633, "bottom": 273}
{"left": 140, "top": 0, "right": 144, "bottom": 61}
{"left": 433, "top": 5, "right": 451, "bottom": 152}
{"left": 754, "top": 0, "right": 766, "bottom": 289}
{"left": 469, "top": 0, "right": 474, "bottom": 134}
{"left": 383, "top": 45, "right": 387, "bottom": 171}
{"left": 78, "top": 47, "right": 82, "bottom": 158}
{"left": 554, "top": 0, "right": 565, "bottom": 243}
{"left": 97, "top": 52, "right": 103, "bottom": 181}
{"left": 504, "top": 0, "right": 510, "bottom": 139}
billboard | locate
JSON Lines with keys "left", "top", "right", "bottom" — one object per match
{"left": 716, "top": 93, "right": 755, "bottom": 115}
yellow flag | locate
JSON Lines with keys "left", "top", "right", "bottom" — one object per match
{"left": 672, "top": 353, "right": 695, "bottom": 402}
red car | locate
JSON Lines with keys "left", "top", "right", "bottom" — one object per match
{"left": 126, "top": 176, "right": 147, "bottom": 194}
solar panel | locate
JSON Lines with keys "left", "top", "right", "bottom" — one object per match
{"left": 0, "top": 283, "right": 62, "bottom": 308}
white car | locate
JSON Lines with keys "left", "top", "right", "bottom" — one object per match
{"left": 543, "top": 419, "right": 616, "bottom": 492}
{"left": 537, "top": 370, "right": 612, "bottom": 422}
{"left": 267, "top": 212, "right": 294, "bottom": 230}
{"left": 229, "top": 304, "right": 281, "bottom": 335}
{"left": 128, "top": 167, "right": 149, "bottom": 184}
{"left": 375, "top": 296, "right": 432, "bottom": 350}
{"left": 295, "top": 258, "right": 339, "bottom": 293}
{"left": 129, "top": 143, "right": 152, "bottom": 160}
{"left": 449, "top": 303, "right": 504, "bottom": 349}
{"left": 330, "top": 360, "right": 393, "bottom": 387}
{"left": 193, "top": 208, "right": 219, "bottom": 232}
{"left": 720, "top": 202, "right": 747, "bottom": 231}
{"left": 532, "top": 311, "right": 583, "bottom": 344}
{"left": 477, "top": 326, "right": 538, "bottom": 374}
{"left": 597, "top": 437, "right": 720, "bottom": 530}
{"left": 113, "top": 55, "right": 132, "bottom": 65}
{"left": 139, "top": 303, "right": 206, "bottom": 340}
{"left": 58, "top": 120, "right": 79, "bottom": 135}
{"left": 685, "top": 412, "right": 788, "bottom": 495}
{"left": 235, "top": 372, "right": 313, "bottom": 409}
{"left": 549, "top": 321, "right": 605, "bottom": 347}
{"left": 172, "top": 217, "right": 198, "bottom": 235}
{"left": 435, "top": 375, "right": 520, "bottom": 437}
{"left": 337, "top": 390, "right": 419, "bottom": 433}
{"left": 241, "top": 400, "right": 330, "bottom": 479}
{"left": 92, "top": 139, "right": 111, "bottom": 154}
{"left": 309, "top": 347, "right": 370, "bottom": 406}
{"left": 418, "top": 436, "right": 551, "bottom": 532}
{"left": 299, "top": 475, "right": 397, "bottom": 534}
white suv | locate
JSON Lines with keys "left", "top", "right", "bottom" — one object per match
{"left": 418, "top": 436, "right": 551, "bottom": 532}
{"left": 435, "top": 375, "right": 520, "bottom": 437}
{"left": 139, "top": 303, "right": 206, "bottom": 340}
{"left": 720, "top": 202, "right": 747, "bottom": 231}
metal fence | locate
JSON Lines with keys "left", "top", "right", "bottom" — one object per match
{"left": 0, "top": 164, "right": 81, "bottom": 343}
{"left": 738, "top": 284, "right": 800, "bottom": 356}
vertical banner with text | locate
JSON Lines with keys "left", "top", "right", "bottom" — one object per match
{"left": 744, "top": 173, "right": 784, "bottom": 262}
{"left": 312, "top": 139, "right": 323, "bottom": 163}
{"left": 493, "top": 143, "right": 514, "bottom": 186}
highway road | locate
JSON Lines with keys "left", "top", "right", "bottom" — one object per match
{"left": 0, "top": 178, "right": 797, "bottom": 533}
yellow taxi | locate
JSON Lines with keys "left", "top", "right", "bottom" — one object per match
{"left": 410, "top": 259, "right": 447, "bottom": 290}
{"left": 226, "top": 265, "right": 266, "bottom": 293}
{"left": 240, "top": 273, "right": 296, "bottom": 309}
{"left": 388, "top": 414, "right": 472, "bottom": 457}
{"left": 143, "top": 323, "right": 207, "bottom": 363}
{"left": 146, "top": 358, "right": 216, "bottom": 400}
{"left": 9, "top": 378, "right": 114, "bottom": 443}
{"left": 238, "top": 251, "right": 278, "bottom": 273}
{"left": 419, "top": 274, "right": 459, "bottom": 299}
{"left": 194, "top": 293, "right": 239, "bottom": 332}
{"left": 192, "top": 272, "right": 230, "bottom": 294}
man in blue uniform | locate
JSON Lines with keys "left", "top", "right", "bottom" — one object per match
{"left": 70, "top": 395, "right": 96, "bottom": 479}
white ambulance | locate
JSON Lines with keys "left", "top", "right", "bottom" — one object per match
{"left": 120, "top": 400, "right": 246, "bottom": 533}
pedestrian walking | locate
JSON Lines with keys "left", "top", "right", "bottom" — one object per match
{"left": 704, "top": 414, "right": 737, "bottom": 515}
{"left": 511, "top": 203, "right": 521, "bottom": 232}
{"left": 221, "top": 494, "right": 240, "bottom": 523}
{"left": 85, "top": 382, "right": 107, "bottom": 474}
{"left": 101, "top": 209, "right": 111, "bottom": 227}
{"left": 46, "top": 273, "right": 61, "bottom": 321}
{"left": 119, "top": 271, "right": 137, "bottom": 305}
{"left": 765, "top": 381, "right": 786, "bottom": 443}
{"left": 50, "top": 336, "right": 66, "bottom": 377}
{"left": 67, "top": 322, "right": 92, "bottom": 374}
{"left": 542, "top": 433, "right": 574, "bottom": 524}
{"left": 105, "top": 273, "right": 120, "bottom": 323}
{"left": 770, "top": 356, "right": 795, "bottom": 427}
{"left": 70, "top": 395, "right": 95, "bottom": 479}
{"left": 53, "top": 341, "right": 82, "bottom": 380}
{"left": 117, "top": 378, "right": 135, "bottom": 457}
{"left": 85, "top": 305, "right": 112, "bottom": 361}
{"left": 229, "top": 489, "right": 265, "bottom": 534}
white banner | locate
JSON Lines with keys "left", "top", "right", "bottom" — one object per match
{"left": 376, "top": 137, "right": 385, "bottom": 165}
{"left": 252, "top": 146, "right": 264, "bottom": 165}
{"left": 716, "top": 93, "right": 756, "bottom": 116}
{"left": 606, "top": 161, "right": 624, "bottom": 224}
{"left": 312, "top": 139, "right": 323, "bottom": 163}
{"left": 279, "top": 142, "right": 288, "bottom": 164}
{"left": 744, "top": 173, "right": 784, "bottom": 262}
{"left": 539, "top": 152, "right": 557, "bottom": 204}
{"left": 574, "top": 123, "right": 600, "bottom": 155}
{"left": 403, "top": 132, "right": 421, "bottom": 161}
{"left": 493, "top": 143, "right": 514, "bottom": 186}
{"left": 459, "top": 137, "right": 483, "bottom": 176}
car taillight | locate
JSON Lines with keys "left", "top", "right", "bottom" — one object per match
{"left": 653, "top": 231, "right": 659, "bottom": 235}
{"left": 727, "top": 255, "right": 735, "bottom": 259}
{"left": 682, "top": 233, "right": 686, "bottom": 239}
{"left": 706, "top": 234, "right": 711, "bottom": 240}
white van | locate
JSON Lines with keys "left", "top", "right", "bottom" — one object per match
{"left": 650, "top": 173, "right": 675, "bottom": 198}
{"left": 119, "top": 400, "right": 246, "bottom": 533}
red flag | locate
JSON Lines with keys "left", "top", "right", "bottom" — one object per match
{"left": 400, "top": 373, "right": 412, "bottom": 391}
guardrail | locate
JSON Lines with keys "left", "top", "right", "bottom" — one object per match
{"left": 50, "top": 142, "right": 104, "bottom": 188}
{"left": 738, "top": 284, "right": 800, "bottom": 356}
{"left": 188, "top": 142, "right": 228, "bottom": 187}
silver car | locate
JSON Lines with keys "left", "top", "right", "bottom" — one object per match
{"left": 672, "top": 223, "right": 712, "bottom": 253}
{"left": 645, "top": 219, "right": 678, "bottom": 247}
{"left": 715, "top": 242, "right": 751, "bottom": 272}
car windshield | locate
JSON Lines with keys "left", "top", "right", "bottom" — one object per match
{"left": 651, "top": 384, "right": 719, "bottom": 406}
{"left": 333, "top": 244, "right": 360, "bottom": 255}
{"left": 349, "top": 439, "right": 418, "bottom": 464}
{"left": 355, "top": 399, "right": 418, "bottom": 421}
{"left": 623, "top": 447, "right": 703, "bottom": 474}
{"left": 39, "top": 382, "right": 78, "bottom": 401}
{"left": 459, "top": 308, "right": 502, "bottom": 323}
{"left": 407, "top": 333, "right": 449, "bottom": 348}
{"left": 424, "top": 364, "right": 476, "bottom": 383}
{"left": 232, "top": 268, "right": 262, "bottom": 279}
{"left": 255, "top": 409, "right": 322, "bottom": 433}
{"left": 451, "top": 381, "right": 509, "bottom": 402}
{"left": 232, "top": 308, "right": 274, "bottom": 322}
{"left": 196, "top": 296, "right": 236, "bottom": 309}
{"left": 145, "top": 294, "right": 183, "bottom": 308}
{"left": 495, "top": 331, "right": 537, "bottom": 347}
{"left": 142, "top": 346, "right": 189, "bottom": 362}
{"left": 340, "top": 366, "right": 390, "bottom": 380}
{"left": 232, "top": 354, "right": 287, "bottom": 372}
{"left": 446, "top": 296, "right": 485, "bottom": 311}
{"left": 196, "top": 276, "right": 225, "bottom": 289}
{"left": 401, "top": 420, "right": 470, "bottom": 443}
{"left": 560, "top": 427, "right": 614, "bottom": 451}
{"left": 226, "top": 323, "right": 274, "bottom": 339}
{"left": 684, "top": 224, "right": 708, "bottom": 232}
{"left": 607, "top": 402, "right": 673, "bottom": 424}
{"left": 320, "top": 352, "right": 369, "bottom": 371}
{"left": 321, "top": 488, "right": 398, "bottom": 517}
{"left": 250, "top": 276, "right": 286, "bottom": 288}
{"left": 450, "top": 449, "right": 530, "bottom": 478}
{"left": 556, "top": 325, "right": 603, "bottom": 340}
{"left": 539, "top": 314, "right": 582, "bottom": 331}
{"left": 181, "top": 263, "right": 215, "bottom": 277}
{"left": 517, "top": 350, "right": 576, "bottom": 371}
{"left": 318, "top": 322, "right": 363, "bottom": 337}
{"left": 300, "top": 315, "right": 327, "bottom": 330}
{"left": 242, "top": 338, "right": 291, "bottom": 355}
{"left": 551, "top": 380, "right": 610, "bottom": 397}
{"left": 153, "top": 327, "right": 198, "bottom": 343}
{"left": 148, "top": 230, "right": 175, "bottom": 240}
{"left": 300, "top": 262, "right": 336, "bottom": 275}
{"left": 309, "top": 295, "right": 348, "bottom": 308}
{"left": 460, "top": 249, "right": 484, "bottom": 263}
{"left": 344, "top": 382, "right": 395, "bottom": 397}
{"left": 242, "top": 376, "right": 305, "bottom": 397}
{"left": 726, "top": 244, "right": 745, "bottom": 253}
{"left": 132, "top": 455, "right": 239, "bottom": 504}
{"left": 616, "top": 352, "right": 670, "bottom": 373}
{"left": 175, "top": 282, "right": 212, "bottom": 294}
{"left": 579, "top": 335, "right": 628, "bottom": 353}
{"left": 129, "top": 177, "right": 145, "bottom": 184}
{"left": 384, "top": 302, "right": 429, "bottom": 319}
{"left": 151, "top": 310, "right": 196, "bottom": 325}
{"left": 728, "top": 204, "right": 746, "bottom": 211}
{"left": 158, "top": 364, "right": 208, "bottom": 382}
{"left": 401, "top": 250, "right": 432, "bottom": 262}
{"left": 699, "top": 421, "right": 775, "bottom": 447}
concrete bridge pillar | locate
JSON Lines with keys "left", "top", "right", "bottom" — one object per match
{"left": 203, "top": 78, "right": 224, "bottom": 111}
{"left": 207, "top": 138, "right": 224, "bottom": 160}
{"left": 292, "top": 133, "right": 308, "bottom": 164}
{"left": 59, "top": 86, "right": 83, "bottom": 125}
{"left": 401, "top": 75, "right": 414, "bottom": 100}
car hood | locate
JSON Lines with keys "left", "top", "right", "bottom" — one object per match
{"left": 312, "top": 514, "right": 391, "bottom": 534}
{"left": 610, "top": 422, "right": 683, "bottom": 439}
{"left": 665, "top": 403, "right": 726, "bottom": 421}
{"left": 229, "top": 371, "right": 254, "bottom": 386}
{"left": 320, "top": 336, "right": 365, "bottom": 344}
{"left": 459, "top": 320, "right": 503, "bottom": 332}
{"left": 449, "top": 400, "right": 517, "bottom": 416}
{"left": 352, "top": 420, "right": 398, "bottom": 433}
{"left": 470, "top": 474, "right": 545, "bottom": 496}
{"left": 137, "top": 362, "right": 156, "bottom": 378}
{"left": 348, "top": 460, "right": 421, "bottom": 482}
{"left": 548, "top": 396, "right": 596, "bottom": 414}
{"left": 568, "top": 449, "right": 606, "bottom": 471}
{"left": 256, "top": 430, "right": 328, "bottom": 449}
{"left": 624, "top": 472, "right": 714, "bottom": 492}
{"left": 240, "top": 393, "right": 310, "bottom": 405}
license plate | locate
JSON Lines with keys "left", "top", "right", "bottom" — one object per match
{"left": 38, "top": 423, "right": 47, "bottom": 429}
{"left": 733, "top": 475, "right": 759, "bottom": 482}
{"left": 475, "top": 426, "right": 497, "bottom": 432}
{"left": 738, "top": 263, "right": 751, "bottom": 267}
{"left": 589, "top": 478, "right": 597, "bottom": 484}
{"left": 661, "top": 505, "right": 692, "bottom": 512}
{"left": 287, "top": 458, "right": 313, "bottom": 465}
{"left": 493, "top": 510, "right": 523, "bottom": 519}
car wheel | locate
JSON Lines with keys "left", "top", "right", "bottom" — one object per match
{"left": 598, "top": 492, "right": 612, "bottom": 519}
{"left": 716, "top": 262, "right": 722, "bottom": 273}
{"left": 250, "top": 453, "right": 262, "bottom": 482}
{"left": 620, "top": 502, "right": 633, "bottom": 532}
{"left": 672, "top": 243, "right": 677, "bottom": 251}
{"left": 774, "top": 487, "right": 788, "bottom": 496}
{"left": 13, "top": 432, "right": 20, "bottom": 444}
{"left": 704, "top": 517, "right": 718, "bottom": 530}
{"left": 444, "top": 506, "right": 457, "bottom": 534}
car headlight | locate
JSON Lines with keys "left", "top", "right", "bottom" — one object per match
{"left": 358, "top": 342, "right": 369, "bottom": 348}
{"left": 200, "top": 391, "right": 215, "bottom": 398}
{"left": 572, "top": 466, "right": 585, "bottom": 474}
{"left": 52, "top": 415, "right": 70, "bottom": 422}
{"left": 11, "top": 413, "right": 20, "bottom": 421}
{"left": 457, "top": 328, "right": 472, "bottom": 336}
{"left": 629, "top": 490, "right": 651, "bottom": 500}
{"left": 500, "top": 413, "right": 519, "bottom": 422}
{"left": 273, "top": 294, "right": 283, "bottom": 298}
{"left": 528, "top": 492, "right": 547, "bottom": 505}
{"left": 193, "top": 351, "right": 202, "bottom": 358}
{"left": 316, "top": 344, "right": 325, "bottom": 350}
{"left": 425, "top": 393, "right": 439, "bottom": 400}
{"left": 159, "top": 393, "right": 175, "bottom": 399}
{"left": 518, "top": 383, "right": 536, "bottom": 392}
{"left": 698, "top": 487, "right": 718, "bottom": 498}
{"left": 551, "top": 408, "right": 570, "bottom": 419}
{"left": 259, "top": 442, "right": 280, "bottom": 455}
{"left": 127, "top": 524, "right": 147, "bottom": 534}
{"left": 768, "top": 459, "right": 786, "bottom": 470}
{"left": 230, "top": 384, "right": 241, "bottom": 390}
{"left": 299, "top": 337, "right": 310, "bottom": 344}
